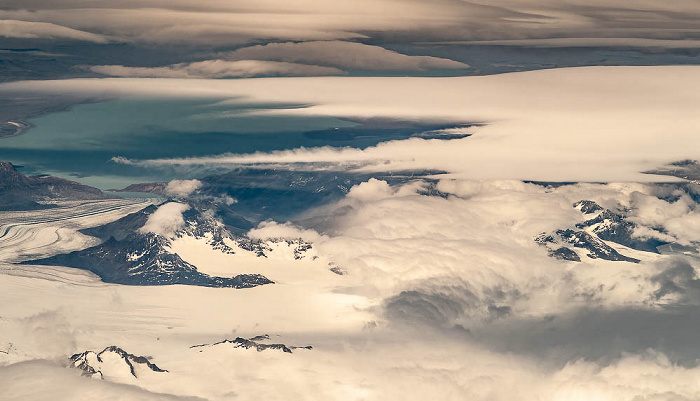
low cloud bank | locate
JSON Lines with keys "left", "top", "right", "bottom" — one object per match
{"left": 89, "top": 60, "right": 343, "bottom": 79}
{"left": 220, "top": 41, "right": 468, "bottom": 71}
{"left": 0, "top": 19, "right": 109, "bottom": 43}
{"left": 13, "top": 66, "right": 700, "bottom": 182}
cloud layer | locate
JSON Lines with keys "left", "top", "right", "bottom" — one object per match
{"left": 3, "top": 0, "right": 700, "bottom": 47}
{"left": 0, "top": 20, "right": 108, "bottom": 43}
{"left": 220, "top": 41, "right": 469, "bottom": 71}
{"left": 89, "top": 60, "right": 344, "bottom": 79}
{"left": 26, "top": 66, "right": 699, "bottom": 182}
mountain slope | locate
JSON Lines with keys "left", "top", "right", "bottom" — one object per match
{"left": 0, "top": 161, "right": 116, "bottom": 210}
{"left": 23, "top": 232, "right": 273, "bottom": 288}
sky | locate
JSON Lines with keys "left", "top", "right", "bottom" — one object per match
{"left": 2, "top": 2, "right": 700, "bottom": 401}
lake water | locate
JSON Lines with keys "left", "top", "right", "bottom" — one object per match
{"left": 0, "top": 97, "right": 457, "bottom": 189}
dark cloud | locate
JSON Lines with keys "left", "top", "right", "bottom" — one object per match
{"left": 384, "top": 280, "right": 523, "bottom": 328}
{"left": 468, "top": 305, "right": 700, "bottom": 367}
{"left": 651, "top": 259, "right": 700, "bottom": 303}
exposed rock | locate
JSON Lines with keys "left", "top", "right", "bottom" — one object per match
{"left": 549, "top": 247, "right": 581, "bottom": 261}
{"left": 70, "top": 346, "right": 167, "bottom": 379}
{"left": 0, "top": 161, "right": 116, "bottom": 210}
{"left": 573, "top": 200, "right": 603, "bottom": 214}
{"left": 576, "top": 209, "right": 668, "bottom": 253}
{"left": 556, "top": 229, "right": 640, "bottom": 263}
{"left": 23, "top": 232, "right": 273, "bottom": 288}
{"left": 190, "top": 335, "right": 312, "bottom": 354}
{"left": 107, "top": 182, "right": 166, "bottom": 195}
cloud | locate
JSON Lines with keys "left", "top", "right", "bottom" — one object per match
{"left": 2, "top": 0, "right": 700, "bottom": 48}
{"left": 4, "top": 175, "right": 700, "bottom": 399}
{"left": 220, "top": 41, "right": 468, "bottom": 71}
{"left": 628, "top": 190, "right": 700, "bottom": 245}
{"left": 651, "top": 259, "right": 700, "bottom": 304}
{"left": 345, "top": 178, "right": 396, "bottom": 202}
{"left": 139, "top": 202, "right": 190, "bottom": 237}
{"left": 248, "top": 221, "right": 323, "bottom": 242}
{"left": 165, "top": 179, "right": 202, "bottom": 198}
{"left": 0, "top": 360, "right": 204, "bottom": 401}
{"left": 89, "top": 60, "right": 344, "bottom": 79}
{"left": 0, "top": 19, "right": 108, "bottom": 43}
{"left": 9, "top": 66, "right": 700, "bottom": 182}
{"left": 0, "top": 310, "right": 76, "bottom": 362}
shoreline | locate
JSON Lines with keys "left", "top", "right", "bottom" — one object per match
{"left": 0, "top": 95, "right": 110, "bottom": 139}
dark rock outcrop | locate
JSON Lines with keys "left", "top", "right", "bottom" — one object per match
{"left": 573, "top": 200, "right": 603, "bottom": 214}
{"left": 0, "top": 161, "right": 116, "bottom": 210}
{"left": 575, "top": 209, "right": 668, "bottom": 253}
{"left": 556, "top": 229, "right": 640, "bottom": 263}
{"left": 190, "top": 334, "right": 312, "bottom": 354}
{"left": 549, "top": 247, "right": 581, "bottom": 262}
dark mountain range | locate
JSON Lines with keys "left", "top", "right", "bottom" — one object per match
{"left": 23, "top": 232, "right": 272, "bottom": 288}
{"left": 0, "top": 161, "right": 116, "bottom": 210}
{"left": 190, "top": 334, "right": 312, "bottom": 354}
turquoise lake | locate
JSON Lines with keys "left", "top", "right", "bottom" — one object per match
{"left": 0, "top": 98, "right": 456, "bottom": 189}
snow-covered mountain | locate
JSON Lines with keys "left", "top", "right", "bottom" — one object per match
{"left": 190, "top": 334, "right": 312, "bottom": 354}
{"left": 21, "top": 197, "right": 320, "bottom": 287}
{"left": 575, "top": 209, "right": 667, "bottom": 253}
{"left": 536, "top": 200, "right": 646, "bottom": 263}
{"left": 70, "top": 346, "right": 167, "bottom": 379}
{"left": 25, "top": 231, "right": 273, "bottom": 287}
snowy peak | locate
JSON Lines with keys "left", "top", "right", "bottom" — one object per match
{"left": 24, "top": 232, "right": 273, "bottom": 288}
{"left": 70, "top": 346, "right": 167, "bottom": 379}
{"left": 556, "top": 229, "right": 640, "bottom": 263}
{"left": 573, "top": 199, "right": 604, "bottom": 214}
{"left": 575, "top": 207, "right": 667, "bottom": 253}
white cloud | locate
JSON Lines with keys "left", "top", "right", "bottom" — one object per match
{"left": 0, "top": 310, "right": 76, "bottom": 363}
{"left": 3, "top": 176, "right": 700, "bottom": 400}
{"left": 139, "top": 202, "right": 190, "bottom": 237}
{"left": 0, "top": 360, "right": 201, "bottom": 401}
{"left": 42, "top": 66, "right": 700, "bottom": 182}
{"left": 345, "top": 178, "right": 395, "bottom": 202}
{"left": 165, "top": 179, "right": 202, "bottom": 198}
{"left": 0, "top": 19, "right": 108, "bottom": 43}
{"left": 89, "top": 60, "right": 344, "bottom": 79}
{"left": 221, "top": 41, "right": 468, "bottom": 71}
{"left": 628, "top": 191, "right": 700, "bottom": 245}
{"left": 248, "top": 221, "right": 323, "bottom": 242}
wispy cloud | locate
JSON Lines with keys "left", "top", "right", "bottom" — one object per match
{"left": 2, "top": 1, "right": 700, "bottom": 48}
{"left": 88, "top": 60, "right": 344, "bottom": 79}
{"left": 0, "top": 19, "right": 109, "bottom": 43}
{"left": 219, "top": 41, "right": 468, "bottom": 71}
{"left": 58, "top": 66, "right": 700, "bottom": 182}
